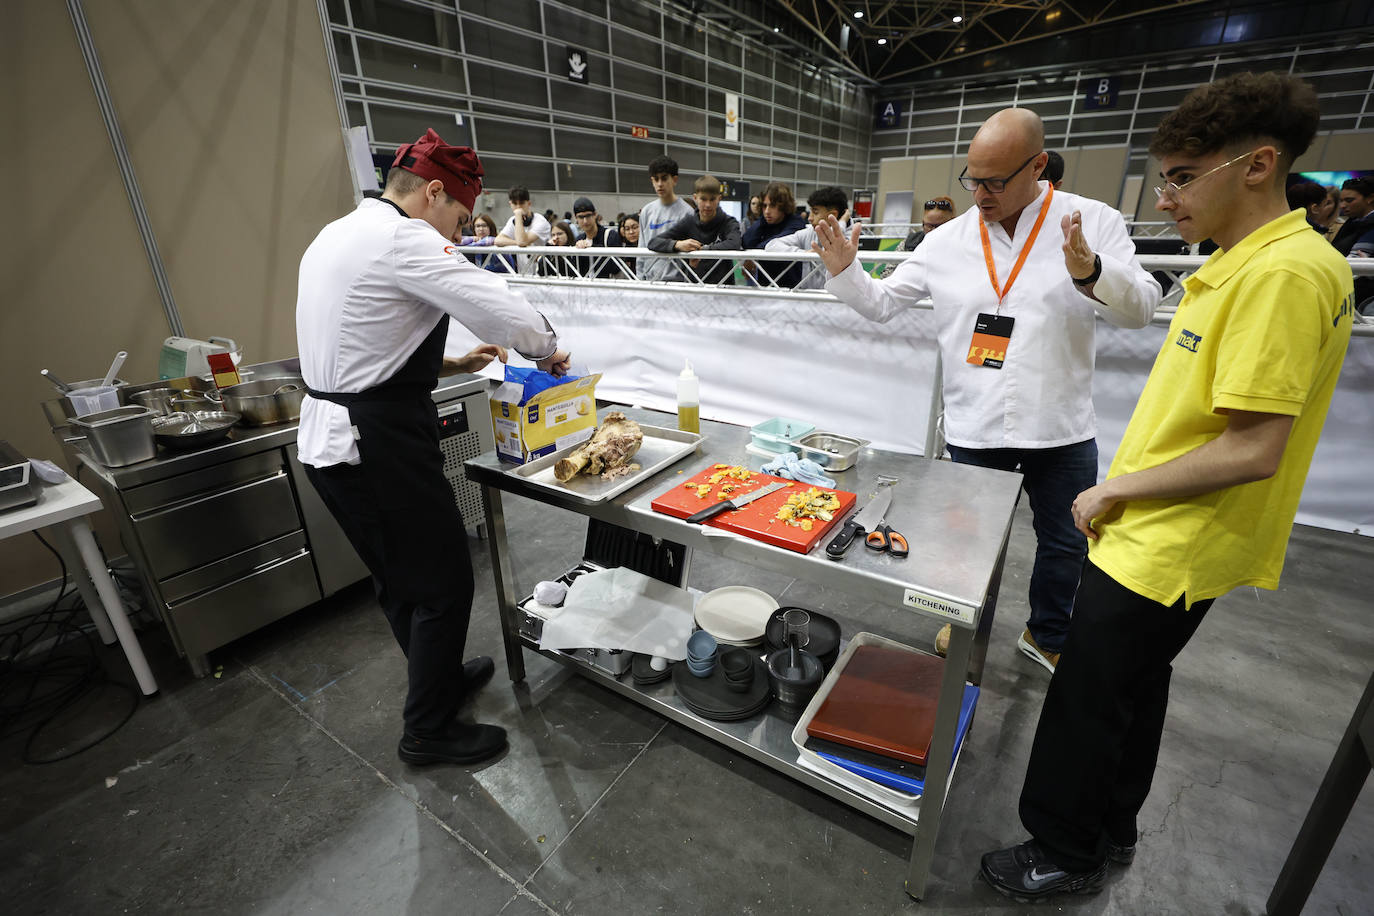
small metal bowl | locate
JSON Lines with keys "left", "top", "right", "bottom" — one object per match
{"left": 152, "top": 410, "right": 241, "bottom": 450}
{"left": 794, "top": 432, "right": 871, "bottom": 471}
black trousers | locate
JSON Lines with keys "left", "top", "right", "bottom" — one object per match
{"left": 304, "top": 460, "right": 474, "bottom": 739}
{"left": 1018, "top": 559, "right": 1214, "bottom": 871}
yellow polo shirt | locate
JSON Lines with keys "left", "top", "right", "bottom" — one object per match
{"left": 1089, "top": 209, "right": 1354, "bottom": 608}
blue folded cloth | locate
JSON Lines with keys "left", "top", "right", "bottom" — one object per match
{"left": 504, "top": 365, "right": 579, "bottom": 405}
{"left": 761, "top": 450, "right": 836, "bottom": 488}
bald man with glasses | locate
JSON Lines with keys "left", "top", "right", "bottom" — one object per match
{"left": 815, "top": 108, "right": 1161, "bottom": 674}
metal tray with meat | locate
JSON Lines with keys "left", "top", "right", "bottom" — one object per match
{"left": 505, "top": 413, "right": 704, "bottom": 503}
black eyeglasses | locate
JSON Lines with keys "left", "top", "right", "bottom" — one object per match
{"left": 924, "top": 199, "right": 953, "bottom": 211}
{"left": 958, "top": 153, "right": 1040, "bottom": 193}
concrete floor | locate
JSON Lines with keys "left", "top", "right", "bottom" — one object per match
{"left": 1, "top": 496, "right": 1371, "bottom": 915}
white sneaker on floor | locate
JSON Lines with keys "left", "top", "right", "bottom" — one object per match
{"left": 1017, "top": 628, "right": 1059, "bottom": 673}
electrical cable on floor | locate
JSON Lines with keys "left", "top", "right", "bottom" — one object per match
{"left": 0, "top": 531, "right": 139, "bottom": 764}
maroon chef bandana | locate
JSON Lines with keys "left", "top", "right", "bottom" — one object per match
{"left": 391, "top": 129, "right": 483, "bottom": 212}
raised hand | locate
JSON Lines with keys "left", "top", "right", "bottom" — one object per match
{"left": 1061, "top": 210, "right": 1096, "bottom": 282}
{"left": 811, "top": 214, "right": 861, "bottom": 277}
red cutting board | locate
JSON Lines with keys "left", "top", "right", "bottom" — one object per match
{"left": 651, "top": 465, "right": 856, "bottom": 554}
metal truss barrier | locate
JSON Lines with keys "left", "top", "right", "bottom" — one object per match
{"left": 481, "top": 246, "right": 1374, "bottom": 338}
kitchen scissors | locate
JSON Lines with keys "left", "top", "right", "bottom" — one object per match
{"left": 864, "top": 522, "right": 908, "bottom": 558}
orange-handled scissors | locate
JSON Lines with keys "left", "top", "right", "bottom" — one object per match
{"left": 865, "top": 523, "right": 908, "bottom": 558}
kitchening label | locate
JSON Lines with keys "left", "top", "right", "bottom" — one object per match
{"left": 902, "top": 588, "right": 975, "bottom": 625}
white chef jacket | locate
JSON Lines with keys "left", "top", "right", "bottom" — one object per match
{"left": 826, "top": 182, "right": 1160, "bottom": 449}
{"left": 296, "top": 198, "right": 559, "bottom": 468}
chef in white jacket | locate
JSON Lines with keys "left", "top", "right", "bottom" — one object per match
{"left": 296, "top": 129, "right": 570, "bottom": 767}
{"left": 815, "top": 108, "right": 1161, "bottom": 673}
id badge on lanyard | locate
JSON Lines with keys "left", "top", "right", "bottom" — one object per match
{"left": 966, "top": 185, "right": 1054, "bottom": 370}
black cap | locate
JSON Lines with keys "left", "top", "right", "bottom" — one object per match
{"left": 573, "top": 196, "right": 596, "bottom": 215}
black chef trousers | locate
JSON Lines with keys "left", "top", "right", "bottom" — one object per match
{"left": 1018, "top": 558, "right": 1214, "bottom": 871}
{"left": 304, "top": 451, "right": 474, "bottom": 739}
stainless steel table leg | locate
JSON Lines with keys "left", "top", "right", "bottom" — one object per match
{"left": 966, "top": 530, "right": 1010, "bottom": 687}
{"left": 480, "top": 483, "right": 526, "bottom": 683}
{"left": 905, "top": 619, "right": 975, "bottom": 900}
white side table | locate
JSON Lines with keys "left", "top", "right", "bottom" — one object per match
{"left": 1, "top": 476, "right": 158, "bottom": 695}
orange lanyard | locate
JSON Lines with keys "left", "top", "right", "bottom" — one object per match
{"left": 979, "top": 184, "right": 1054, "bottom": 309}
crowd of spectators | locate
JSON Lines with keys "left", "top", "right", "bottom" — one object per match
{"left": 451, "top": 152, "right": 1371, "bottom": 305}
{"left": 452, "top": 154, "right": 861, "bottom": 288}
{"left": 1286, "top": 175, "right": 1374, "bottom": 304}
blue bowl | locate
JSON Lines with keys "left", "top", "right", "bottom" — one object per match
{"left": 687, "top": 660, "right": 715, "bottom": 678}
{"left": 687, "top": 630, "right": 718, "bottom": 661}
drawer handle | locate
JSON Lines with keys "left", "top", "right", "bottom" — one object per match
{"left": 133, "top": 470, "right": 288, "bottom": 519}
{"left": 165, "top": 548, "right": 310, "bottom": 608}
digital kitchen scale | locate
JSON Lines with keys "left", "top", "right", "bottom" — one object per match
{"left": 0, "top": 440, "right": 39, "bottom": 512}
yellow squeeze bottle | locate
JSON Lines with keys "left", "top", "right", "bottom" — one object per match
{"left": 677, "top": 360, "right": 700, "bottom": 434}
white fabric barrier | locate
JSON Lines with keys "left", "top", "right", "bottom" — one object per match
{"left": 458, "top": 283, "right": 1372, "bottom": 536}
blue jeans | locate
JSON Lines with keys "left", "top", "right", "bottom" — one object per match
{"left": 946, "top": 439, "right": 1098, "bottom": 653}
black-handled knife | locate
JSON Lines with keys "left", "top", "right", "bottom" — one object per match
{"left": 825, "top": 488, "right": 893, "bottom": 561}
{"left": 684, "top": 480, "right": 789, "bottom": 525}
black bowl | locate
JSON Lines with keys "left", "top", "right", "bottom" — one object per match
{"left": 766, "top": 647, "right": 825, "bottom": 716}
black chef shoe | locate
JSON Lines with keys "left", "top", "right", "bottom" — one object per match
{"left": 1107, "top": 838, "right": 1136, "bottom": 866}
{"left": 398, "top": 723, "right": 508, "bottom": 766}
{"left": 980, "top": 840, "right": 1106, "bottom": 902}
{"left": 463, "top": 656, "right": 496, "bottom": 694}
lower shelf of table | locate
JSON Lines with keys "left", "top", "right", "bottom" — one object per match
{"left": 518, "top": 635, "right": 927, "bottom": 835}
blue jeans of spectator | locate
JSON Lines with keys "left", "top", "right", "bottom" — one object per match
{"left": 945, "top": 438, "right": 1098, "bottom": 653}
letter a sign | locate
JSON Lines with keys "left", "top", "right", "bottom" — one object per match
{"left": 875, "top": 100, "right": 902, "bottom": 130}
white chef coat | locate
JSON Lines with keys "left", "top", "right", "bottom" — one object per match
{"left": 826, "top": 182, "right": 1160, "bottom": 449}
{"left": 296, "top": 198, "right": 558, "bottom": 468}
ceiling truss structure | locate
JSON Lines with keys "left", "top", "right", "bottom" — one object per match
{"left": 692, "top": 0, "right": 1217, "bottom": 84}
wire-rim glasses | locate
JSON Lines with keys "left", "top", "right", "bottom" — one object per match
{"left": 1155, "top": 148, "right": 1274, "bottom": 203}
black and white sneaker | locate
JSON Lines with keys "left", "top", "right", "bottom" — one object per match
{"left": 980, "top": 840, "right": 1106, "bottom": 902}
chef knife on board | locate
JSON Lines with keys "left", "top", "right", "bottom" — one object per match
{"left": 825, "top": 488, "right": 893, "bottom": 561}
{"left": 684, "top": 480, "right": 790, "bottom": 525}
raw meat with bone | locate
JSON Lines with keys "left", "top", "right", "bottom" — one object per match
{"left": 554, "top": 411, "right": 644, "bottom": 481}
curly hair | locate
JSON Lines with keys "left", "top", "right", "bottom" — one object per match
{"left": 1149, "top": 72, "right": 1320, "bottom": 165}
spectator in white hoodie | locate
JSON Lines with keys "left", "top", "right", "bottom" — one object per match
{"left": 764, "top": 186, "right": 849, "bottom": 289}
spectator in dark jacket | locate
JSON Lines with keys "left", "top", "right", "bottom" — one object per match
{"left": 1286, "top": 180, "right": 1328, "bottom": 231}
{"left": 647, "top": 175, "right": 741, "bottom": 284}
{"left": 742, "top": 181, "right": 807, "bottom": 287}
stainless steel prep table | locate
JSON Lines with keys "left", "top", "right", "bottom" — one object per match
{"left": 465, "top": 407, "right": 1023, "bottom": 900}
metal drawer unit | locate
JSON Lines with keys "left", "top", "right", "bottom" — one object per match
{"left": 129, "top": 463, "right": 301, "bottom": 580}
{"left": 105, "top": 449, "right": 321, "bottom": 673}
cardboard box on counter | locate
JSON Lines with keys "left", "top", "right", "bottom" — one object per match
{"left": 490, "top": 372, "right": 601, "bottom": 464}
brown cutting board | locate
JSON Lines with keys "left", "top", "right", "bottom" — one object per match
{"left": 805, "top": 644, "right": 945, "bottom": 766}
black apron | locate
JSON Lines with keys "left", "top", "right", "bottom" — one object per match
{"left": 304, "top": 315, "right": 474, "bottom": 737}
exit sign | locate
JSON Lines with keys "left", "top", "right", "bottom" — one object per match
{"left": 1084, "top": 76, "right": 1120, "bottom": 110}
{"left": 630, "top": 125, "right": 650, "bottom": 139}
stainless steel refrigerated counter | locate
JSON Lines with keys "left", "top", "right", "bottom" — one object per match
{"left": 46, "top": 362, "right": 494, "bottom": 677}
{"left": 465, "top": 407, "right": 1023, "bottom": 901}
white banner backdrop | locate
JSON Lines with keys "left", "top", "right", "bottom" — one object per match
{"left": 506, "top": 284, "right": 1373, "bottom": 536}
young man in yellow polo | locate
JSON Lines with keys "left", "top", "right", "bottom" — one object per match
{"left": 981, "top": 71, "right": 1356, "bottom": 902}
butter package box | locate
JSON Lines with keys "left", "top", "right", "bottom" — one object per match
{"left": 490, "top": 372, "right": 601, "bottom": 464}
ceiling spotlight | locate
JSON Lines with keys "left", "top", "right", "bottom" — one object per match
{"left": 877, "top": 37, "right": 887, "bottom": 45}
{"left": 773, "top": 26, "right": 780, "bottom": 32}
{"left": 953, "top": 15, "right": 963, "bottom": 23}
{"left": 853, "top": 10, "right": 863, "bottom": 18}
